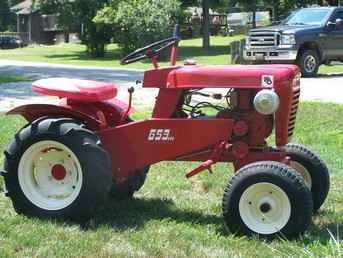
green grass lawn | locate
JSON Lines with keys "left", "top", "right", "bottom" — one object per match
{"left": 0, "top": 102, "right": 343, "bottom": 257}
{"left": 0, "top": 75, "right": 27, "bottom": 84}
{"left": 319, "top": 64, "right": 343, "bottom": 76}
{"left": 1, "top": 37, "right": 343, "bottom": 75}
{"left": 0, "top": 36, "right": 242, "bottom": 70}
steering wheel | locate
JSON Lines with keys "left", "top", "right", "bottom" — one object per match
{"left": 120, "top": 36, "right": 179, "bottom": 65}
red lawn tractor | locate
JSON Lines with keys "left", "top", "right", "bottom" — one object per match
{"left": 2, "top": 26, "right": 329, "bottom": 239}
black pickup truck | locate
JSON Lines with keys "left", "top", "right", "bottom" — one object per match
{"left": 244, "top": 7, "right": 343, "bottom": 76}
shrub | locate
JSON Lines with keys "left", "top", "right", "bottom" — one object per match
{"left": 95, "top": 0, "right": 181, "bottom": 54}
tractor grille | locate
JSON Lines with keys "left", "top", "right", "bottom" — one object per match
{"left": 248, "top": 31, "right": 280, "bottom": 48}
{"left": 288, "top": 73, "right": 301, "bottom": 140}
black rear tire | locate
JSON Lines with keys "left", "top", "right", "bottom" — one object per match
{"left": 285, "top": 143, "right": 330, "bottom": 213}
{"left": 222, "top": 161, "right": 313, "bottom": 239}
{"left": 109, "top": 116, "right": 150, "bottom": 200}
{"left": 298, "top": 49, "right": 320, "bottom": 77}
{"left": 2, "top": 117, "right": 112, "bottom": 222}
{"left": 110, "top": 166, "right": 150, "bottom": 200}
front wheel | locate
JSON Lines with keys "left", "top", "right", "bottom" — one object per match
{"left": 222, "top": 161, "right": 313, "bottom": 239}
{"left": 298, "top": 50, "right": 320, "bottom": 77}
{"left": 285, "top": 143, "right": 330, "bottom": 213}
{"left": 2, "top": 118, "right": 112, "bottom": 222}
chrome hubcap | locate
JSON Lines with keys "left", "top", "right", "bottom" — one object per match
{"left": 304, "top": 55, "right": 316, "bottom": 73}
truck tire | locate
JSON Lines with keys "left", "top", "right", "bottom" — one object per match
{"left": 285, "top": 143, "right": 330, "bottom": 213}
{"left": 110, "top": 166, "right": 150, "bottom": 200}
{"left": 2, "top": 117, "right": 112, "bottom": 222}
{"left": 222, "top": 161, "right": 312, "bottom": 239}
{"left": 298, "top": 49, "right": 320, "bottom": 77}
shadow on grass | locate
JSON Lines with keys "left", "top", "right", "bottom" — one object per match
{"left": 80, "top": 198, "right": 342, "bottom": 244}
{"left": 304, "top": 209, "right": 343, "bottom": 245}
{"left": 85, "top": 197, "right": 227, "bottom": 234}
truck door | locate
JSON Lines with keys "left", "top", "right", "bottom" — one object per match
{"left": 326, "top": 10, "right": 343, "bottom": 60}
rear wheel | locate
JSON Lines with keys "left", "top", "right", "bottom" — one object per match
{"left": 285, "top": 143, "right": 330, "bottom": 213}
{"left": 222, "top": 161, "right": 312, "bottom": 239}
{"left": 110, "top": 166, "right": 150, "bottom": 200}
{"left": 2, "top": 118, "right": 112, "bottom": 222}
{"left": 109, "top": 116, "right": 150, "bottom": 200}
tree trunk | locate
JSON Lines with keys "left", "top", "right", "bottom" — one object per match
{"left": 202, "top": 0, "right": 210, "bottom": 50}
{"left": 64, "top": 31, "right": 70, "bottom": 43}
{"left": 252, "top": 11, "right": 256, "bottom": 28}
{"left": 251, "top": 0, "right": 257, "bottom": 28}
{"left": 272, "top": 0, "right": 279, "bottom": 23}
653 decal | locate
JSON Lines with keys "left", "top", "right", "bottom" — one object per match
{"left": 148, "top": 129, "right": 175, "bottom": 142}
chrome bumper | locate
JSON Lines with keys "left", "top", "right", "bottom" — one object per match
{"left": 244, "top": 48, "right": 298, "bottom": 61}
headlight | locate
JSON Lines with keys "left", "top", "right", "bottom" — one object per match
{"left": 253, "top": 90, "right": 280, "bottom": 115}
{"left": 281, "top": 34, "right": 296, "bottom": 45}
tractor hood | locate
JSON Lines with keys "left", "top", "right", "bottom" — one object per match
{"left": 164, "top": 65, "right": 299, "bottom": 89}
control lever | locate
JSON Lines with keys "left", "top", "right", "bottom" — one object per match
{"left": 119, "top": 87, "right": 134, "bottom": 124}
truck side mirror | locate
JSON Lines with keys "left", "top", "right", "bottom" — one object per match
{"left": 335, "top": 18, "right": 343, "bottom": 30}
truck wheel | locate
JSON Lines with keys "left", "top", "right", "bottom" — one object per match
{"left": 2, "top": 118, "right": 112, "bottom": 222}
{"left": 298, "top": 50, "right": 319, "bottom": 77}
{"left": 222, "top": 161, "right": 312, "bottom": 239}
{"left": 110, "top": 166, "right": 150, "bottom": 200}
{"left": 285, "top": 143, "right": 330, "bottom": 213}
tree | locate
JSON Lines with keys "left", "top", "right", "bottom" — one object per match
{"left": 0, "top": 1, "right": 17, "bottom": 32}
{"left": 0, "top": 1, "right": 10, "bottom": 31}
{"left": 94, "top": 0, "right": 181, "bottom": 54}
{"left": 202, "top": 0, "right": 210, "bottom": 49}
{"left": 73, "top": 0, "right": 112, "bottom": 57}
{"left": 181, "top": 0, "right": 226, "bottom": 50}
{"left": 37, "top": 0, "right": 111, "bottom": 57}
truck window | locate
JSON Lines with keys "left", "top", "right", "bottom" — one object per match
{"left": 331, "top": 11, "right": 343, "bottom": 21}
{"left": 284, "top": 9, "right": 330, "bottom": 26}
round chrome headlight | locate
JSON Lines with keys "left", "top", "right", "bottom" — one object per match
{"left": 253, "top": 90, "right": 280, "bottom": 115}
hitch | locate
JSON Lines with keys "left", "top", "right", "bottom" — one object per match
{"left": 186, "top": 141, "right": 228, "bottom": 178}
{"left": 119, "top": 87, "right": 135, "bottom": 125}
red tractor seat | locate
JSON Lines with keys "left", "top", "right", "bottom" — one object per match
{"left": 32, "top": 78, "right": 118, "bottom": 102}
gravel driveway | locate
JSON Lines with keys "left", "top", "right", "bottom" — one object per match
{"left": 1, "top": 60, "right": 343, "bottom": 112}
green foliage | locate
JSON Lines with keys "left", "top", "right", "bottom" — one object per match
{"left": 36, "top": 0, "right": 112, "bottom": 57}
{"left": 0, "top": 75, "right": 27, "bottom": 84}
{"left": 95, "top": 0, "right": 181, "bottom": 54}
{"left": 72, "top": 0, "right": 113, "bottom": 57}
{"left": 230, "top": 0, "right": 340, "bottom": 20}
{"left": 0, "top": 1, "right": 15, "bottom": 32}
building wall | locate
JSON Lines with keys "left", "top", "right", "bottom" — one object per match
{"left": 18, "top": 12, "right": 56, "bottom": 44}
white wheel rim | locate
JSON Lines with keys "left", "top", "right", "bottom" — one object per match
{"left": 18, "top": 140, "right": 83, "bottom": 211}
{"left": 289, "top": 161, "right": 312, "bottom": 189}
{"left": 239, "top": 183, "right": 291, "bottom": 235}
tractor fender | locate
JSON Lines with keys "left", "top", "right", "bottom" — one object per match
{"left": 6, "top": 104, "right": 105, "bottom": 130}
